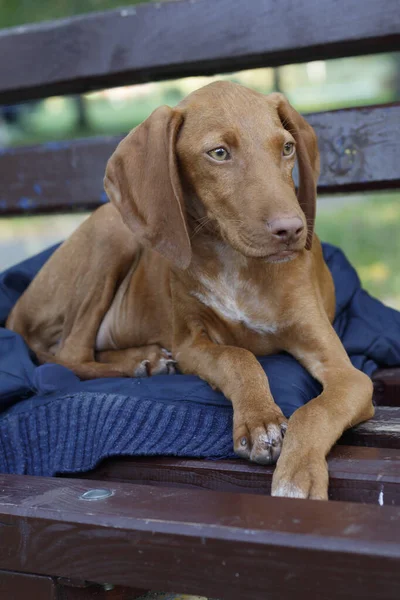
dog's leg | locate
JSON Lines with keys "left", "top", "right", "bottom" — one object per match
{"left": 33, "top": 271, "right": 139, "bottom": 380}
{"left": 272, "top": 318, "right": 374, "bottom": 499}
{"left": 37, "top": 345, "right": 176, "bottom": 380}
{"left": 97, "top": 346, "right": 176, "bottom": 376}
{"left": 176, "top": 333, "right": 287, "bottom": 465}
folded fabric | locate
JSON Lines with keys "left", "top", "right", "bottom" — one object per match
{"left": 0, "top": 242, "right": 399, "bottom": 476}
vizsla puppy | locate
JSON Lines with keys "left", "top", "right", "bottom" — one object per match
{"left": 7, "top": 81, "right": 374, "bottom": 499}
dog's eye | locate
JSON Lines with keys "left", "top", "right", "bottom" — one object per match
{"left": 283, "top": 142, "right": 295, "bottom": 157}
{"left": 207, "top": 147, "right": 230, "bottom": 161}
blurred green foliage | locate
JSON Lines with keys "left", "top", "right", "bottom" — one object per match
{"left": 316, "top": 193, "right": 400, "bottom": 307}
{"left": 0, "top": 0, "right": 150, "bottom": 27}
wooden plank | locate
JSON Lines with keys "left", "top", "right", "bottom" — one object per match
{"left": 74, "top": 445, "right": 400, "bottom": 506}
{"left": 55, "top": 580, "right": 147, "bottom": 599}
{"left": 0, "top": 137, "right": 115, "bottom": 216}
{"left": 342, "top": 407, "right": 400, "bottom": 449}
{"left": 307, "top": 104, "right": 400, "bottom": 193}
{"left": 0, "top": 0, "right": 399, "bottom": 104}
{"left": 0, "top": 570, "right": 56, "bottom": 599}
{"left": 0, "top": 476, "right": 400, "bottom": 599}
{"left": 1, "top": 104, "right": 399, "bottom": 216}
{"left": 373, "top": 368, "right": 400, "bottom": 407}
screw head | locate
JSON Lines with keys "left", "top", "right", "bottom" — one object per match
{"left": 80, "top": 489, "right": 114, "bottom": 501}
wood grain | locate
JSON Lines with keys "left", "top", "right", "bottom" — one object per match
{"left": 307, "top": 104, "right": 400, "bottom": 193}
{"left": 72, "top": 445, "right": 400, "bottom": 506}
{"left": 373, "top": 368, "right": 400, "bottom": 407}
{"left": 0, "top": 475, "right": 400, "bottom": 599}
{"left": 0, "top": 0, "right": 399, "bottom": 103}
{"left": 0, "top": 570, "right": 56, "bottom": 599}
{"left": 0, "top": 571, "right": 147, "bottom": 599}
{"left": 1, "top": 104, "right": 399, "bottom": 217}
{"left": 56, "top": 580, "right": 147, "bottom": 599}
{"left": 341, "top": 406, "right": 400, "bottom": 449}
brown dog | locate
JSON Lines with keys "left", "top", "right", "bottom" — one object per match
{"left": 7, "top": 81, "right": 374, "bottom": 499}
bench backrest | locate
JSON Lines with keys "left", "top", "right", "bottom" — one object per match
{"left": 0, "top": 0, "right": 399, "bottom": 217}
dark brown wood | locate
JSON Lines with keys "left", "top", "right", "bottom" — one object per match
{"left": 74, "top": 445, "right": 400, "bottom": 506}
{"left": 1, "top": 104, "right": 399, "bottom": 217}
{"left": 0, "top": 475, "right": 400, "bottom": 599}
{"left": 307, "top": 104, "right": 400, "bottom": 193}
{"left": 0, "top": 570, "right": 56, "bottom": 599}
{"left": 56, "top": 579, "right": 146, "bottom": 599}
{"left": 0, "top": 137, "right": 116, "bottom": 216}
{"left": 341, "top": 407, "right": 400, "bottom": 449}
{"left": 0, "top": 0, "right": 399, "bottom": 104}
{"left": 373, "top": 368, "right": 400, "bottom": 406}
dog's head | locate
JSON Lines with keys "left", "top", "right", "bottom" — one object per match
{"left": 104, "top": 81, "right": 320, "bottom": 269}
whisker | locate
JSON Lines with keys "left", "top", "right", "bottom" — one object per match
{"left": 191, "top": 215, "right": 213, "bottom": 238}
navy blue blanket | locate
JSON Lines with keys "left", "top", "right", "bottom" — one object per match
{"left": 1, "top": 243, "right": 400, "bottom": 476}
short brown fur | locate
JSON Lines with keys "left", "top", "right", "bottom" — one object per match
{"left": 7, "top": 81, "right": 374, "bottom": 499}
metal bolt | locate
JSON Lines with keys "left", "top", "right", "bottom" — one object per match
{"left": 103, "top": 583, "right": 115, "bottom": 591}
{"left": 80, "top": 488, "right": 114, "bottom": 501}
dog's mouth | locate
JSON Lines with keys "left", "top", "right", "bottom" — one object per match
{"left": 265, "top": 250, "right": 299, "bottom": 264}
{"left": 225, "top": 230, "right": 303, "bottom": 262}
{"left": 215, "top": 220, "right": 306, "bottom": 262}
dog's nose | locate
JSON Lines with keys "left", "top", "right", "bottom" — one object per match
{"left": 267, "top": 216, "right": 304, "bottom": 243}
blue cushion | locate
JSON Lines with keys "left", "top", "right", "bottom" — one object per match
{"left": 0, "top": 242, "right": 399, "bottom": 476}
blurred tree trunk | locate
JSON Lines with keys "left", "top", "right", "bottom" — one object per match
{"left": 394, "top": 54, "right": 400, "bottom": 101}
{"left": 273, "top": 68, "right": 283, "bottom": 93}
{"left": 74, "top": 95, "right": 88, "bottom": 130}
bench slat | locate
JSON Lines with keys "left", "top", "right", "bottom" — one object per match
{"left": 0, "top": 571, "right": 56, "bottom": 600}
{"left": 373, "top": 368, "right": 400, "bottom": 406}
{"left": 0, "top": 570, "right": 147, "bottom": 599}
{"left": 72, "top": 445, "right": 400, "bottom": 506}
{"left": 0, "top": 475, "right": 400, "bottom": 599}
{"left": 341, "top": 406, "right": 400, "bottom": 449}
{"left": 0, "top": 0, "right": 399, "bottom": 103}
{"left": 1, "top": 104, "right": 399, "bottom": 217}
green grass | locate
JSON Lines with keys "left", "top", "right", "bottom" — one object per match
{"left": 316, "top": 192, "right": 400, "bottom": 307}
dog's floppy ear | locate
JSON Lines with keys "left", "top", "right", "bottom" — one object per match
{"left": 269, "top": 93, "right": 320, "bottom": 250}
{"left": 104, "top": 105, "right": 191, "bottom": 269}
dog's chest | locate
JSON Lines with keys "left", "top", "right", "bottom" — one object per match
{"left": 192, "top": 267, "right": 279, "bottom": 335}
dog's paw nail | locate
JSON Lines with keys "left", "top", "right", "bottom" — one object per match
{"left": 134, "top": 360, "right": 150, "bottom": 377}
{"left": 235, "top": 435, "right": 251, "bottom": 460}
{"left": 166, "top": 359, "right": 176, "bottom": 374}
{"left": 259, "top": 434, "right": 272, "bottom": 449}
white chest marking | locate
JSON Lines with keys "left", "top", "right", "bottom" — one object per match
{"left": 192, "top": 272, "right": 278, "bottom": 335}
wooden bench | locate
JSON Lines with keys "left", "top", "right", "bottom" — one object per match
{"left": 0, "top": 1, "right": 400, "bottom": 598}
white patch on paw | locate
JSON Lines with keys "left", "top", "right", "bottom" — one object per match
{"left": 152, "top": 358, "right": 177, "bottom": 375}
{"left": 272, "top": 483, "right": 306, "bottom": 498}
{"left": 258, "top": 433, "right": 272, "bottom": 446}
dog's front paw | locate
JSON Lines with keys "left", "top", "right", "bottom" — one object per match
{"left": 271, "top": 454, "right": 329, "bottom": 500}
{"left": 233, "top": 408, "right": 287, "bottom": 465}
{"left": 133, "top": 348, "right": 176, "bottom": 377}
